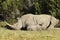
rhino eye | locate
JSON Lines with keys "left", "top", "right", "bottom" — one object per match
{"left": 39, "top": 24, "right": 42, "bottom": 26}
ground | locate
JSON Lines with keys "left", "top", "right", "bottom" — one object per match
{"left": 0, "top": 27, "right": 60, "bottom": 40}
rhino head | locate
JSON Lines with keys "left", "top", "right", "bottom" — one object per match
{"left": 5, "top": 18, "right": 22, "bottom": 30}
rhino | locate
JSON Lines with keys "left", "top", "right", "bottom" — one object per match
{"left": 21, "top": 14, "right": 59, "bottom": 30}
{"left": 5, "top": 14, "right": 59, "bottom": 31}
{"left": 5, "top": 14, "right": 34, "bottom": 30}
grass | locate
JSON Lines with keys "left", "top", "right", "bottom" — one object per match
{"left": 0, "top": 21, "right": 60, "bottom": 40}
{"left": 0, "top": 27, "right": 60, "bottom": 40}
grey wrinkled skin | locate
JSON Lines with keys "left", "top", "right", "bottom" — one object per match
{"left": 33, "top": 14, "right": 51, "bottom": 30}
{"left": 20, "top": 14, "right": 35, "bottom": 28}
{"left": 47, "top": 16, "right": 59, "bottom": 30}
{"left": 27, "top": 24, "right": 42, "bottom": 31}
{"left": 21, "top": 14, "right": 59, "bottom": 31}
{"left": 6, "top": 14, "right": 59, "bottom": 31}
{"left": 34, "top": 14, "right": 59, "bottom": 30}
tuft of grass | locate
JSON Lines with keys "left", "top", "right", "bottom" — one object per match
{"left": 0, "top": 21, "right": 6, "bottom": 27}
{"left": 0, "top": 28, "right": 60, "bottom": 40}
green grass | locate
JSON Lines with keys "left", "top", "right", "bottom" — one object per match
{"left": 0, "top": 21, "right": 60, "bottom": 40}
{"left": 0, "top": 21, "right": 6, "bottom": 27}
{"left": 0, "top": 28, "right": 60, "bottom": 40}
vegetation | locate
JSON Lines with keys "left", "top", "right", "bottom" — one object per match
{"left": 0, "top": 0, "right": 60, "bottom": 40}
{"left": 0, "top": 0, "right": 60, "bottom": 27}
{"left": 0, "top": 27, "right": 60, "bottom": 40}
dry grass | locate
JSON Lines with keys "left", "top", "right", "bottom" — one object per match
{"left": 0, "top": 27, "right": 60, "bottom": 40}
